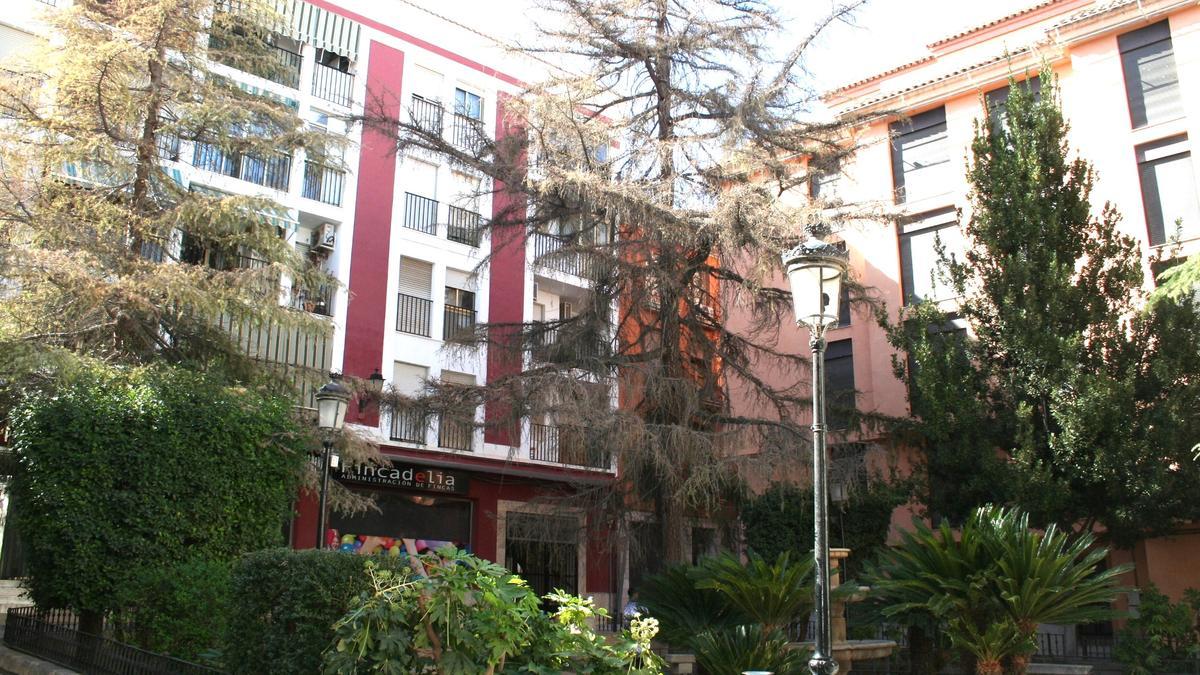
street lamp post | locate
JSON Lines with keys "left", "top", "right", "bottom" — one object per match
{"left": 782, "top": 237, "right": 849, "bottom": 675}
{"left": 315, "top": 377, "right": 350, "bottom": 550}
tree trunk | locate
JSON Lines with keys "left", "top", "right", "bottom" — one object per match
{"left": 976, "top": 659, "right": 1003, "bottom": 675}
{"left": 658, "top": 491, "right": 689, "bottom": 565}
{"left": 907, "top": 625, "right": 939, "bottom": 673}
{"left": 74, "top": 609, "right": 104, "bottom": 667}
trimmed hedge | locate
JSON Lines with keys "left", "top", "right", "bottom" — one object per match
{"left": 114, "top": 557, "right": 232, "bottom": 664}
{"left": 226, "top": 548, "right": 407, "bottom": 675}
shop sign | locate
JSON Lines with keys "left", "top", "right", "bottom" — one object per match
{"left": 336, "top": 461, "right": 469, "bottom": 494}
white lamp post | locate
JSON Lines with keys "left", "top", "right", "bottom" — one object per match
{"left": 315, "top": 377, "right": 350, "bottom": 549}
{"left": 782, "top": 237, "right": 849, "bottom": 675}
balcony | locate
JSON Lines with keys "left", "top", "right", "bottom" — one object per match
{"left": 390, "top": 409, "right": 427, "bottom": 444}
{"left": 438, "top": 415, "right": 474, "bottom": 451}
{"left": 531, "top": 322, "right": 608, "bottom": 363}
{"left": 443, "top": 305, "right": 476, "bottom": 341}
{"left": 290, "top": 284, "right": 334, "bottom": 317}
{"left": 396, "top": 293, "right": 432, "bottom": 337}
{"left": 447, "top": 206, "right": 482, "bottom": 247}
{"left": 403, "top": 193, "right": 438, "bottom": 235}
{"left": 410, "top": 95, "right": 444, "bottom": 136}
{"left": 302, "top": 161, "right": 345, "bottom": 206}
{"left": 193, "top": 142, "right": 291, "bottom": 191}
{"left": 209, "top": 32, "right": 302, "bottom": 89}
{"left": 311, "top": 62, "right": 353, "bottom": 107}
{"left": 530, "top": 423, "right": 608, "bottom": 469}
{"left": 532, "top": 232, "right": 595, "bottom": 279}
{"left": 450, "top": 113, "right": 487, "bottom": 154}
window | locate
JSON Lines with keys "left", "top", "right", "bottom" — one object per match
{"left": 898, "top": 207, "right": 964, "bottom": 304}
{"left": 397, "top": 257, "right": 434, "bottom": 336}
{"left": 890, "top": 107, "right": 950, "bottom": 204}
{"left": 811, "top": 157, "right": 842, "bottom": 201}
{"left": 443, "top": 286, "right": 476, "bottom": 340}
{"left": 454, "top": 88, "right": 483, "bottom": 120}
{"left": 437, "top": 371, "right": 476, "bottom": 450}
{"left": 824, "top": 338, "right": 855, "bottom": 430}
{"left": 390, "top": 361, "right": 429, "bottom": 443}
{"left": 984, "top": 77, "right": 1041, "bottom": 133}
{"left": 315, "top": 47, "right": 350, "bottom": 73}
{"left": 1137, "top": 135, "right": 1199, "bottom": 246}
{"left": 1119, "top": 20, "right": 1183, "bottom": 129}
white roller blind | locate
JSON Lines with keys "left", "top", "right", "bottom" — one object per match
{"left": 392, "top": 362, "right": 427, "bottom": 395}
{"left": 440, "top": 370, "right": 475, "bottom": 386}
{"left": 0, "top": 24, "right": 36, "bottom": 60}
{"left": 411, "top": 65, "right": 444, "bottom": 100}
{"left": 445, "top": 268, "right": 471, "bottom": 290}
{"left": 398, "top": 257, "right": 433, "bottom": 299}
{"left": 403, "top": 159, "right": 438, "bottom": 199}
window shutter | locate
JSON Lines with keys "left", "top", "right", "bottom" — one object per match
{"left": 824, "top": 339, "right": 856, "bottom": 429}
{"left": 1120, "top": 21, "right": 1182, "bottom": 128}
{"left": 398, "top": 257, "right": 433, "bottom": 299}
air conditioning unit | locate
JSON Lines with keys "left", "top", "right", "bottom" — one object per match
{"left": 313, "top": 223, "right": 337, "bottom": 250}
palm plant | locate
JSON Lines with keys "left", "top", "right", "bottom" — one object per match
{"left": 696, "top": 552, "right": 815, "bottom": 634}
{"left": 866, "top": 505, "right": 1126, "bottom": 675}
{"left": 638, "top": 564, "right": 742, "bottom": 648}
{"left": 691, "top": 624, "right": 810, "bottom": 675}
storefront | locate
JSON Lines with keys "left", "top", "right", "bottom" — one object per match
{"left": 292, "top": 452, "right": 618, "bottom": 612}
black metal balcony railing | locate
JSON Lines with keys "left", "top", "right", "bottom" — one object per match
{"left": 410, "top": 95, "right": 444, "bottom": 135}
{"left": 447, "top": 205, "right": 482, "bottom": 247}
{"left": 290, "top": 284, "right": 333, "bottom": 317}
{"left": 390, "top": 409, "right": 427, "bottom": 444}
{"left": 532, "top": 231, "right": 595, "bottom": 279}
{"left": 443, "top": 305, "right": 476, "bottom": 341}
{"left": 193, "top": 141, "right": 291, "bottom": 191}
{"left": 438, "top": 415, "right": 474, "bottom": 451}
{"left": 450, "top": 113, "right": 487, "bottom": 154}
{"left": 302, "top": 161, "right": 345, "bottom": 206}
{"left": 404, "top": 193, "right": 438, "bottom": 235}
{"left": 531, "top": 322, "right": 608, "bottom": 363}
{"left": 396, "top": 293, "right": 432, "bottom": 336}
{"left": 156, "top": 132, "right": 181, "bottom": 161}
{"left": 260, "top": 42, "right": 302, "bottom": 88}
{"left": 312, "top": 62, "right": 353, "bottom": 107}
{"left": 530, "top": 423, "right": 608, "bottom": 469}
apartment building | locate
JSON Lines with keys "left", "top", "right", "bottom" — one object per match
{"left": 0, "top": 0, "right": 623, "bottom": 611}
{"left": 729, "top": 0, "right": 1200, "bottom": 654}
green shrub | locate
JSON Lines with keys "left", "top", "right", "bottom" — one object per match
{"left": 322, "top": 548, "right": 664, "bottom": 674}
{"left": 226, "top": 548, "right": 408, "bottom": 675}
{"left": 8, "top": 364, "right": 307, "bottom": 623}
{"left": 1114, "top": 585, "right": 1200, "bottom": 675}
{"left": 639, "top": 563, "right": 741, "bottom": 648}
{"left": 113, "top": 557, "right": 231, "bottom": 664}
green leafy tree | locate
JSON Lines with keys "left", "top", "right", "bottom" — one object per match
{"left": 8, "top": 363, "right": 307, "bottom": 635}
{"left": 1114, "top": 585, "right": 1200, "bottom": 675}
{"left": 885, "top": 73, "right": 1200, "bottom": 543}
{"left": 866, "top": 506, "right": 1126, "bottom": 675}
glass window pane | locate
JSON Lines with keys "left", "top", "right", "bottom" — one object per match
{"left": 1139, "top": 140, "right": 1200, "bottom": 246}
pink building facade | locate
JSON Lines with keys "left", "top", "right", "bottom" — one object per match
{"left": 734, "top": 0, "right": 1200, "bottom": 616}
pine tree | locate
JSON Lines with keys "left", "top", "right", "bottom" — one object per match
{"left": 889, "top": 74, "right": 1200, "bottom": 545}
{"left": 372, "top": 0, "right": 873, "bottom": 565}
{"left": 0, "top": 0, "right": 336, "bottom": 384}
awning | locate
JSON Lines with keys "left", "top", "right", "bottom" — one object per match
{"left": 279, "top": 0, "right": 361, "bottom": 61}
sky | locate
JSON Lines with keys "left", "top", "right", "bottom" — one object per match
{"left": 406, "top": 0, "right": 1039, "bottom": 93}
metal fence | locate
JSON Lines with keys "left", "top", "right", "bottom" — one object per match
{"left": 390, "top": 409, "right": 427, "bottom": 444}
{"left": 529, "top": 423, "right": 609, "bottom": 469}
{"left": 410, "top": 95, "right": 444, "bottom": 135}
{"left": 443, "top": 305, "right": 476, "bottom": 341}
{"left": 532, "top": 231, "right": 596, "bottom": 279}
{"left": 4, "top": 607, "right": 220, "bottom": 675}
{"left": 438, "top": 416, "right": 474, "bottom": 451}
